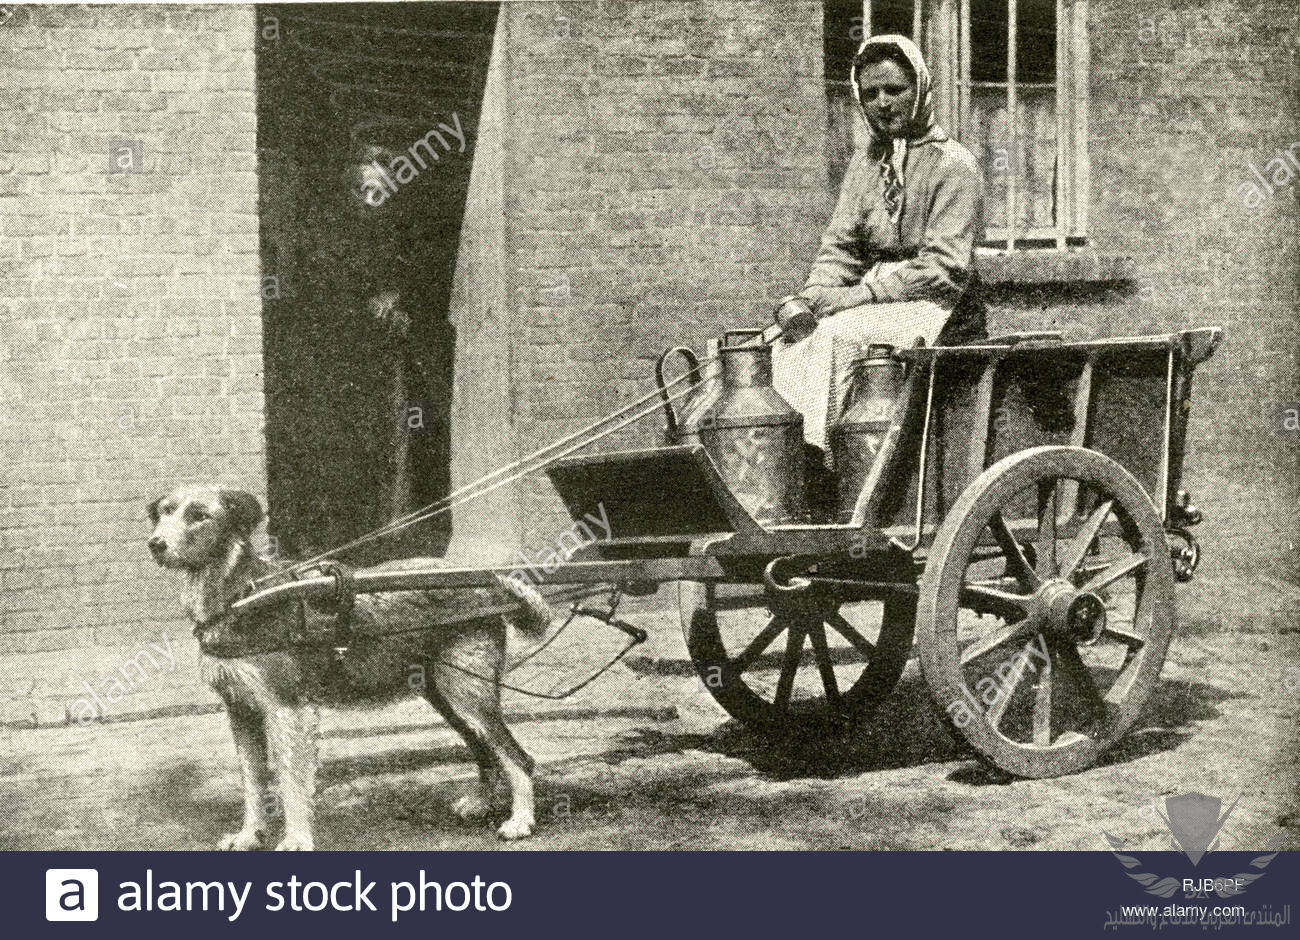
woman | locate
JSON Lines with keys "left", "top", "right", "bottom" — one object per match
{"left": 773, "top": 34, "right": 985, "bottom": 462}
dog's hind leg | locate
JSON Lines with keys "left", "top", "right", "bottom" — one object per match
{"left": 218, "top": 703, "right": 272, "bottom": 851}
{"left": 266, "top": 704, "right": 319, "bottom": 851}
{"left": 423, "top": 687, "right": 498, "bottom": 823}
{"left": 428, "top": 640, "right": 535, "bottom": 841}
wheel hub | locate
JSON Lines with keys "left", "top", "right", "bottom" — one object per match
{"left": 1042, "top": 580, "right": 1107, "bottom": 644}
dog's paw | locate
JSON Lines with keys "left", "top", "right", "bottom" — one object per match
{"left": 275, "top": 832, "right": 314, "bottom": 851}
{"left": 451, "top": 793, "right": 492, "bottom": 822}
{"left": 496, "top": 815, "right": 535, "bottom": 841}
{"left": 217, "top": 829, "right": 265, "bottom": 851}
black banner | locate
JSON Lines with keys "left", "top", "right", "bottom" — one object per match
{"left": 9, "top": 850, "right": 1296, "bottom": 937}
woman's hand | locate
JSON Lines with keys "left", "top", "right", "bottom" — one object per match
{"left": 801, "top": 284, "right": 876, "bottom": 317}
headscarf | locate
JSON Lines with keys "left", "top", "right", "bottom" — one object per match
{"left": 849, "top": 34, "right": 948, "bottom": 224}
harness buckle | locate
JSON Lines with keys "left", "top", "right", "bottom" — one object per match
{"left": 312, "top": 561, "right": 356, "bottom": 658}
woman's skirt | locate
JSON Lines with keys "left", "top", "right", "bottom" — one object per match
{"left": 771, "top": 298, "right": 951, "bottom": 466}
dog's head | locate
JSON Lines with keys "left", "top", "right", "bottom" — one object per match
{"left": 147, "top": 486, "right": 264, "bottom": 570}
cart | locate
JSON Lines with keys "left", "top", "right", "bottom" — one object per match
{"left": 231, "top": 326, "right": 1221, "bottom": 779}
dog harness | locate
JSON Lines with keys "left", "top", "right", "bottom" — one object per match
{"left": 194, "top": 561, "right": 356, "bottom": 660}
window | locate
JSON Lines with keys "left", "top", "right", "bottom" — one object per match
{"left": 823, "top": 0, "right": 1090, "bottom": 249}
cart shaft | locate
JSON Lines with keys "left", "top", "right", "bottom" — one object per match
{"left": 229, "top": 557, "right": 727, "bottom": 615}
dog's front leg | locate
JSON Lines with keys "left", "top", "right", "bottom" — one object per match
{"left": 267, "top": 704, "right": 319, "bottom": 851}
{"left": 219, "top": 703, "right": 272, "bottom": 851}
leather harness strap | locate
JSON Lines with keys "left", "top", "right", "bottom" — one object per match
{"left": 194, "top": 562, "right": 358, "bottom": 660}
{"left": 314, "top": 560, "right": 356, "bottom": 657}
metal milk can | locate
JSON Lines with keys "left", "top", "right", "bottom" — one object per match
{"left": 697, "top": 331, "right": 808, "bottom": 525}
{"left": 831, "top": 343, "right": 902, "bottom": 522}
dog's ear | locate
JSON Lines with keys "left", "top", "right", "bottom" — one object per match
{"left": 219, "top": 489, "right": 264, "bottom": 536}
{"left": 146, "top": 496, "right": 163, "bottom": 525}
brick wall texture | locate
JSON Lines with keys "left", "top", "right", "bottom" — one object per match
{"left": 1, "top": 0, "right": 1296, "bottom": 666}
{"left": 0, "top": 4, "right": 265, "bottom": 655}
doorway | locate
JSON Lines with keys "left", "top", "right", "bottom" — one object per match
{"left": 256, "top": 2, "right": 499, "bottom": 563}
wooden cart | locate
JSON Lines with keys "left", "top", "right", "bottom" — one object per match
{"left": 232, "top": 327, "right": 1221, "bottom": 779}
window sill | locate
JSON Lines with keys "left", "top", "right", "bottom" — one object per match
{"left": 975, "top": 247, "right": 1137, "bottom": 286}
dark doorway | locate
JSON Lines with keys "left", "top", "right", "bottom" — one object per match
{"left": 255, "top": 2, "right": 499, "bottom": 564}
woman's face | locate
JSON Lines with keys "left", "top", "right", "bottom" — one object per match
{"left": 857, "top": 59, "right": 917, "bottom": 138}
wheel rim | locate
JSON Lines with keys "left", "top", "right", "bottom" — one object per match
{"left": 918, "top": 446, "right": 1175, "bottom": 778}
{"left": 680, "top": 572, "right": 915, "bottom": 735}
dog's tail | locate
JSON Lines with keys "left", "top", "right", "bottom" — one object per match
{"left": 493, "top": 574, "right": 552, "bottom": 637}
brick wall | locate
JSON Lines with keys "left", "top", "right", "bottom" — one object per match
{"left": 500, "top": 0, "right": 832, "bottom": 544}
{"left": 992, "top": 0, "right": 1300, "bottom": 584}
{"left": 0, "top": 4, "right": 264, "bottom": 654}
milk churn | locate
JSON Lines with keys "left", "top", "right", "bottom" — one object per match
{"left": 696, "top": 331, "right": 808, "bottom": 525}
{"left": 831, "top": 344, "right": 903, "bottom": 522}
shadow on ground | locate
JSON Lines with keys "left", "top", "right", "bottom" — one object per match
{"left": 52, "top": 649, "right": 1246, "bottom": 850}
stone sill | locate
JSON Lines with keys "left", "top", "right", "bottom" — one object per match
{"left": 976, "top": 246, "right": 1137, "bottom": 285}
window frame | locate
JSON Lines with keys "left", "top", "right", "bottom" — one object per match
{"left": 855, "top": 0, "right": 1090, "bottom": 250}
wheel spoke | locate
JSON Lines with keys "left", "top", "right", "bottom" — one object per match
{"left": 990, "top": 511, "right": 1039, "bottom": 592}
{"left": 983, "top": 635, "right": 1043, "bottom": 729}
{"left": 731, "top": 616, "right": 786, "bottom": 673}
{"left": 1052, "top": 641, "right": 1110, "bottom": 726}
{"left": 773, "top": 625, "right": 804, "bottom": 710}
{"left": 1100, "top": 624, "right": 1145, "bottom": 650}
{"left": 959, "top": 583, "right": 1033, "bottom": 619}
{"left": 1032, "top": 652, "right": 1053, "bottom": 746}
{"left": 1106, "top": 642, "right": 1148, "bottom": 704}
{"left": 1082, "top": 551, "right": 1149, "bottom": 592}
{"left": 960, "top": 610, "right": 1044, "bottom": 666}
{"left": 1060, "top": 498, "right": 1113, "bottom": 581}
{"left": 1035, "top": 479, "right": 1059, "bottom": 578}
{"left": 806, "top": 624, "right": 841, "bottom": 709}
{"left": 827, "top": 610, "right": 875, "bottom": 660}
{"left": 1103, "top": 624, "right": 1146, "bottom": 671}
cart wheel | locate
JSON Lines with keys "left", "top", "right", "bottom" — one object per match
{"left": 917, "top": 445, "right": 1175, "bottom": 778}
{"left": 679, "top": 561, "right": 915, "bottom": 736}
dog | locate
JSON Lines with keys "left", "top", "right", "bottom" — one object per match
{"left": 147, "top": 485, "right": 549, "bottom": 849}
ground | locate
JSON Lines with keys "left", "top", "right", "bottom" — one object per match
{"left": 0, "top": 576, "right": 1296, "bottom": 851}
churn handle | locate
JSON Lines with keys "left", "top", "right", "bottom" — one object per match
{"left": 655, "top": 346, "right": 701, "bottom": 439}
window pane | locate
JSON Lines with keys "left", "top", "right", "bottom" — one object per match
{"left": 823, "top": 0, "right": 918, "bottom": 86}
{"left": 1017, "top": 0, "right": 1056, "bottom": 84}
{"left": 970, "top": 86, "right": 1058, "bottom": 233}
{"left": 969, "top": 0, "right": 1055, "bottom": 83}
{"left": 824, "top": 0, "right": 862, "bottom": 86}
{"left": 969, "top": 0, "right": 1009, "bottom": 83}
{"left": 871, "top": 0, "right": 916, "bottom": 38}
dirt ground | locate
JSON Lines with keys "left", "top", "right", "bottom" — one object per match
{"left": 0, "top": 576, "right": 1296, "bottom": 852}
